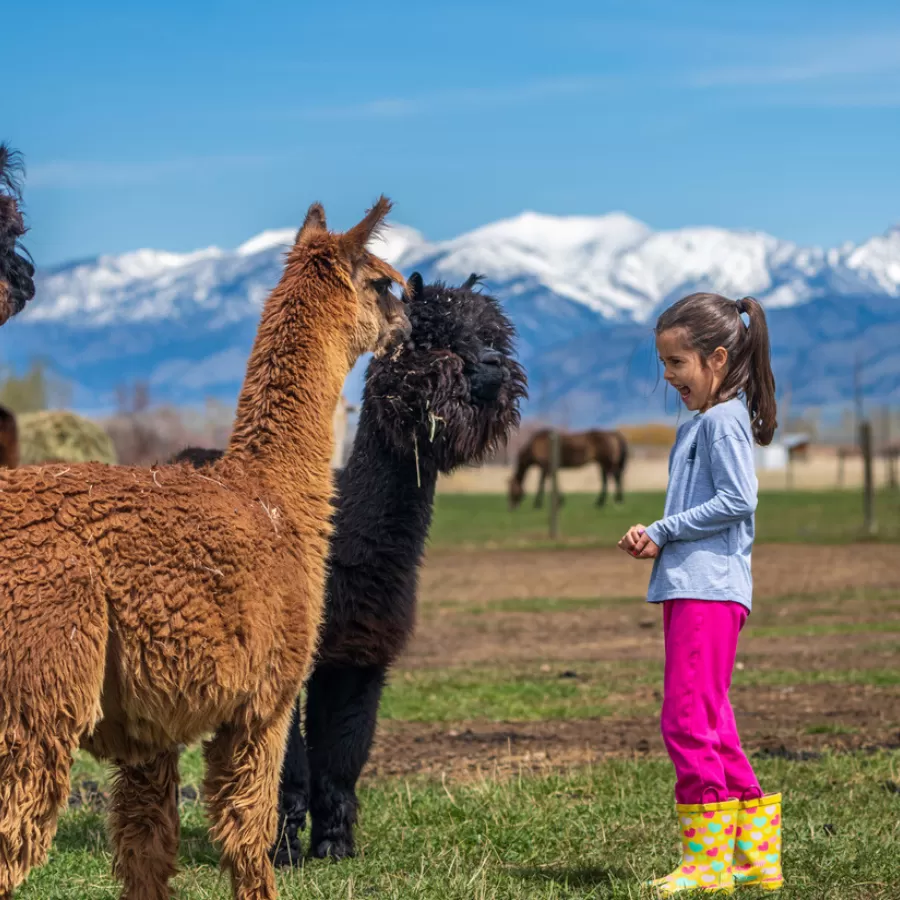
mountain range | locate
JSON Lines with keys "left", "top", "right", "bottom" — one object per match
{"left": 5, "top": 211, "right": 900, "bottom": 428}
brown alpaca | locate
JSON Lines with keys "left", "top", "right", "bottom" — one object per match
{"left": 0, "top": 406, "right": 17, "bottom": 468}
{"left": 508, "top": 427, "right": 628, "bottom": 509}
{"left": 0, "top": 198, "right": 410, "bottom": 900}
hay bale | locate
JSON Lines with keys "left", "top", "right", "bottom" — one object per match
{"left": 17, "top": 410, "right": 118, "bottom": 465}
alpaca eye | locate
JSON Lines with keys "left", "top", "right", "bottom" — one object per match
{"left": 371, "top": 277, "right": 392, "bottom": 294}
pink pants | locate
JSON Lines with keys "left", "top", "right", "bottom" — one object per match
{"left": 662, "top": 599, "right": 762, "bottom": 805}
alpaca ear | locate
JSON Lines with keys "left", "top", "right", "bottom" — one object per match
{"left": 406, "top": 271, "right": 424, "bottom": 302}
{"left": 296, "top": 203, "right": 327, "bottom": 242}
{"left": 342, "top": 195, "right": 392, "bottom": 263}
{"left": 461, "top": 272, "right": 484, "bottom": 291}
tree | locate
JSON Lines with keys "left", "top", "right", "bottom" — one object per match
{"left": 0, "top": 358, "right": 73, "bottom": 414}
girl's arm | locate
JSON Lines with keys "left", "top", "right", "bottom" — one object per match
{"left": 644, "top": 434, "right": 757, "bottom": 547}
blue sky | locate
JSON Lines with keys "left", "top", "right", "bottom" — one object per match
{"left": 6, "top": 0, "right": 900, "bottom": 265}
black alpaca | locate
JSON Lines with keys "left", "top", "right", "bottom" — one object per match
{"left": 0, "top": 145, "right": 36, "bottom": 326}
{"left": 172, "top": 271, "right": 526, "bottom": 863}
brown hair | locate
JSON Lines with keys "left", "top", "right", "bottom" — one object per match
{"left": 655, "top": 292, "right": 777, "bottom": 445}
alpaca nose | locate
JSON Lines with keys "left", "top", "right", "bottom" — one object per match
{"left": 394, "top": 310, "right": 412, "bottom": 343}
{"left": 479, "top": 349, "right": 505, "bottom": 368}
{"left": 470, "top": 352, "right": 510, "bottom": 404}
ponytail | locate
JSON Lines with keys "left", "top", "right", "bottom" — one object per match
{"left": 735, "top": 297, "right": 777, "bottom": 445}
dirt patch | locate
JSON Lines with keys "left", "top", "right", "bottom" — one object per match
{"left": 368, "top": 684, "right": 900, "bottom": 780}
{"left": 419, "top": 544, "right": 900, "bottom": 606}
{"left": 371, "top": 544, "right": 900, "bottom": 778}
{"left": 405, "top": 545, "right": 900, "bottom": 669}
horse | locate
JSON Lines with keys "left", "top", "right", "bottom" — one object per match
{"left": 508, "top": 427, "right": 628, "bottom": 509}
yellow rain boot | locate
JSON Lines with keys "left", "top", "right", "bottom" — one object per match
{"left": 732, "top": 793, "right": 783, "bottom": 891}
{"left": 648, "top": 798, "right": 739, "bottom": 896}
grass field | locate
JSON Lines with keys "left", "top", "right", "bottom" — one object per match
{"left": 22, "top": 752, "right": 900, "bottom": 900}
{"left": 13, "top": 490, "right": 900, "bottom": 898}
{"left": 427, "top": 489, "right": 900, "bottom": 549}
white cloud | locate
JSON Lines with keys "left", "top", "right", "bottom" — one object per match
{"left": 686, "top": 30, "right": 900, "bottom": 88}
{"left": 28, "top": 153, "right": 278, "bottom": 189}
{"left": 294, "top": 74, "right": 618, "bottom": 121}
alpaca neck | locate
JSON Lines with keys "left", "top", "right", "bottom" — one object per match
{"left": 331, "top": 405, "right": 439, "bottom": 568}
{"left": 225, "top": 273, "right": 350, "bottom": 509}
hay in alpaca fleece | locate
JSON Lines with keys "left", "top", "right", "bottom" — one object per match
{"left": 17, "top": 410, "right": 117, "bottom": 465}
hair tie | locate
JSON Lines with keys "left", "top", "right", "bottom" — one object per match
{"left": 735, "top": 298, "right": 748, "bottom": 315}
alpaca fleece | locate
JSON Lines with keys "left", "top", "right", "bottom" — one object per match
{"left": 0, "top": 197, "right": 409, "bottom": 900}
{"left": 175, "top": 272, "right": 527, "bottom": 864}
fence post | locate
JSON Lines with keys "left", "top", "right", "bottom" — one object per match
{"left": 837, "top": 448, "right": 845, "bottom": 489}
{"left": 885, "top": 408, "right": 897, "bottom": 491}
{"left": 549, "top": 429, "right": 561, "bottom": 540}
{"left": 860, "top": 421, "right": 876, "bottom": 536}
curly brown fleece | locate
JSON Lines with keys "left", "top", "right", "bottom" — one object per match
{"left": 0, "top": 198, "right": 408, "bottom": 900}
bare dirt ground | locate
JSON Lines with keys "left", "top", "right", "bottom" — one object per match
{"left": 365, "top": 544, "right": 900, "bottom": 778}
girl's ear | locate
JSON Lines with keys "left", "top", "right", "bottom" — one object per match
{"left": 710, "top": 345, "right": 729, "bottom": 373}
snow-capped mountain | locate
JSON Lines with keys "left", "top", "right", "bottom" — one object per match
{"left": 5, "top": 213, "right": 900, "bottom": 425}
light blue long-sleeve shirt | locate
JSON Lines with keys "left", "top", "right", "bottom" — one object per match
{"left": 645, "top": 398, "right": 758, "bottom": 611}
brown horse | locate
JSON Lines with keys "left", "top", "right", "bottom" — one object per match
{"left": 0, "top": 405, "right": 18, "bottom": 468}
{"left": 508, "top": 427, "right": 628, "bottom": 509}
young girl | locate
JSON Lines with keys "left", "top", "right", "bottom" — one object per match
{"left": 619, "top": 292, "right": 783, "bottom": 896}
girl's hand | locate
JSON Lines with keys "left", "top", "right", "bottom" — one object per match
{"left": 618, "top": 524, "right": 646, "bottom": 555}
{"left": 633, "top": 531, "right": 660, "bottom": 559}
{"left": 618, "top": 524, "right": 660, "bottom": 559}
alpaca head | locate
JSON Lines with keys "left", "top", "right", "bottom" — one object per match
{"left": 363, "top": 272, "right": 527, "bottom": 473}
{"left": 0, "top": 145, "right": 35, "bottom": 327}
{"left": 290, "top": 198, "right": 410, "bottom": 364}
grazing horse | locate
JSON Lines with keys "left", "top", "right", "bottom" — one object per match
{"left": 508, "top": 427, "right": 628, "bottom": 509}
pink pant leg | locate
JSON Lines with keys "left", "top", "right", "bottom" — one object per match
{"left": 717, "top": 694, "right": 762, "bottom": 801}
{"left": 661, "top": 599, "right": 760, "bottom": 804}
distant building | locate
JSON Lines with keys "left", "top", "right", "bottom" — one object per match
{"left": 754, "top": 433, "right": 811, "bottom": 471}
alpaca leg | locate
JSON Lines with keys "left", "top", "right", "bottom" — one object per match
{"left": 109, "top": 749, "right": 180, "bottom": 900}
{"left": 0, "top": 724, "right": 78, "bottom": 897}
{"left": 0, "top": 585, "right": 106, "bottom": 897}
{"left": 203, "top": 705, "right": 293, "bottom": 900}
{"left": 614, "top": 467, "right": 625, "bottom": 503}
{"left": 306, "top": 664, "right": 386, "bottom": 860}
{"left": 270, "top": 699, "right": 309, "bottom": 868}
{"left": 596, "top": 465, "right": 609, "bottom": 507}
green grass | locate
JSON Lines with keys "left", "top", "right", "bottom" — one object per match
{"left": 380, "top": 666, "right": 627, "bottom": 723}
{"left": 428, "top": 489, "right": 900, "bottom": 550}
{"left": 21, "top": 753, "right": 900, "bottom": 899}
{"left": 428, "top": 595, "right": 638, "bottom": 616}
{"left": 804, "top": 724, "right": 860, "bottom": 737}
{"left": 430, "top": 587, "right": 900, "bottom": 619}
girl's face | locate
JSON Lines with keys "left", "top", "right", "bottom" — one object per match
{"left": 656, "top": 328, "right": 728, "bottom": 412}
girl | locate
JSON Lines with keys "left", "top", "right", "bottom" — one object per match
{"left": 619, "top": 292, "right": 783, "bottom": 896}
